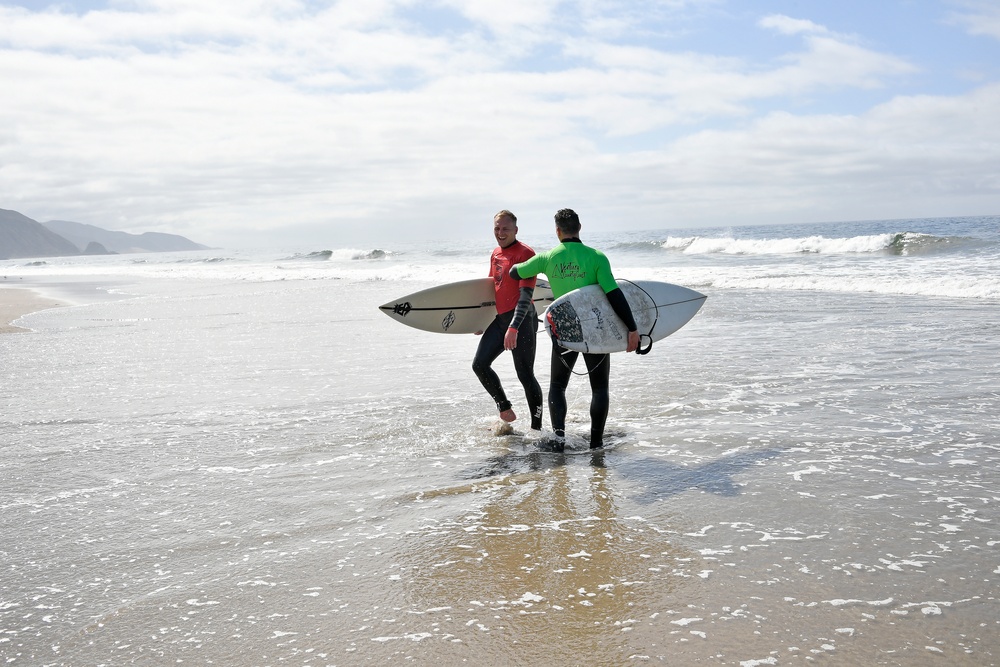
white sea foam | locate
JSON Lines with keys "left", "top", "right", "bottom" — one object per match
{"left": 664, "top": 233, "right": 903, "bottom": 255}
{"left": 5, "top": 220, "right": 998, "bottom": 300}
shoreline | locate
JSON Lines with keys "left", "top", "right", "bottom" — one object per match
{"left": 0, "top": 286, "right": 67, "bottom": 333}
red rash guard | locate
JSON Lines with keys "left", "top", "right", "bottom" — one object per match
{"left": 491, "top": 240, "right": 537, "bottom": 314}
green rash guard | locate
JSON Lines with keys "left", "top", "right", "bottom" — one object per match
{"left": 513, "top": 239, "right": 619, "bottom": 299}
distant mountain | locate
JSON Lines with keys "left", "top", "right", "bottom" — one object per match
{"left": 0, "top": 208, "right": 81, "bottom": 259}
{"left": 84, "top": 241, "right": 114, "bottom": 255}
{"left": 43, "top": 219, "right": 210, "bottom": 254}
{"left": 1, "top": 208, "right": 210, "bottom": 259}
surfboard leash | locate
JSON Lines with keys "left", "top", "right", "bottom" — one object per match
{"left": 546, "top": 315, "right": 608, "bottom": 375}
{"left": 557, "top": 346, "right": 608, "bottom": 375}
{"left": 621, "top": 280, "right": 656, "bottom": 355}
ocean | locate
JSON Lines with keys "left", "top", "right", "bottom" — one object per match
{"left": 1, "top": 215, "right": 998, "bottom": 665}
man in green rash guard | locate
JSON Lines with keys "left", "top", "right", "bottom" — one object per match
{"left": 510, "top": 208, "right": 639, "bottom": 451}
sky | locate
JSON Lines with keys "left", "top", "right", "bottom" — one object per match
{"left": 1, "top": 0, "right": 999, "bottom": 248}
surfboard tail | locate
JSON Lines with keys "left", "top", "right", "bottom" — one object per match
{"left": 546, "top": 301, "right": 585, "bottom": 345}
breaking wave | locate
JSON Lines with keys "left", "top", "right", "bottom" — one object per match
{"left": 281, "top": 249, "right": 393, "bottom": 261}
{"left": 282, "top": 250, "right": 334, "bottom": 261}
{"left": 657, "top": 232, "right": 973, "bottom": 256}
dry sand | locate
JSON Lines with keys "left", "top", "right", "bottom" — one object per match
{"left": 0, "top": 286, "right": 65, "bottom": 333}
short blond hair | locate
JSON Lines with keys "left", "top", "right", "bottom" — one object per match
{"left": 494, "top": 209, "right": 517, "bottom": 224}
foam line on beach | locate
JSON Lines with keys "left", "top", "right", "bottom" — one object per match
{"left": 0, "top": 286, "right": 66, "bottom": 333}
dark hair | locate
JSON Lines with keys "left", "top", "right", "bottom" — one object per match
{"left": 554, "top": 208, "right": 581, "bottom": 235}
{"left": 494, "top": 209, "right": 517, "bottom": 224}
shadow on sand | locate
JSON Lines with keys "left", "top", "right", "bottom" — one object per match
{"left": 614, "top": 447, "right": 785, "bottom": 502}
{"left": 460, "top": 440, "right": 785, "bottom": 502}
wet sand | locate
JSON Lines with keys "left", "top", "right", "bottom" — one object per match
{"left": 2, "top": 253, "right": 999, "bottom": 664}
{"left": 0, "top": 286, "right": 66, "bottom": 333}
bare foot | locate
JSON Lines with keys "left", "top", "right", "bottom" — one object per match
{"left": 499, "top": 408, "right": 516, "bottom": 422}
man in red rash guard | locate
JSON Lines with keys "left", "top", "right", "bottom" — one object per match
{"left": 471, "top": 210, "right": 543, "bottom": 429}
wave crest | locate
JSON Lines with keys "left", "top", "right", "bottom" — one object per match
{"left": 352, "top": 249, "right": 391, "bottom": 260}
{"left": 660, "top": 232, "right": 958, "bottom": 256}
{"left": 281, "top": 249, "right": 393, "bottom": 261}
{"left": 282, "top": 250, "right": 333, "bottom": 261}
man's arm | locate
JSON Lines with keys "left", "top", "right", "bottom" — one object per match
{"left": 504, "top": 286, "right": 535, "bottom": 350}
{"left": 595, "top": 252, "right": 640, "bottom": 353}
{"left": 606, "top": 288, "right": 640, "bottom": 353}
{"left": 510, "top": 250, "right": 544, "bottom": 282}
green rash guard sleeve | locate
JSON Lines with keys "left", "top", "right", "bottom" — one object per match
{"left": 512, "top": 253, "right": 544, "bottom": 280}
{"left": 590, "top": 250, "right": 619, "bottom": 294}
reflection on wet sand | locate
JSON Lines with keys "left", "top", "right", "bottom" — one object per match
{"left": 394, "top": 449, "right": 693, "bottom": 664}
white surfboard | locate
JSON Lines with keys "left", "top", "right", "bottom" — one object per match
{"left": 544, "top": 280, "right": 706, "bottom": 354}
{"left": 380, "top": 278, "right": 554, "bottom": 334}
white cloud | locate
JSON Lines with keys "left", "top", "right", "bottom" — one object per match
{"left": 437, "top": 0, "right": 561, "bottom": 34}
{"left": 758, "top": 14, "right": 829, "bottom": 37}
{"left": 948, "top": 0, "right": 1000, "bottom": 40}
{"left": 765, "top": 36, "right": 917, "bottom": 92}
{"left": 599, "top": 82, "right": 1000, "bottom": 225}
{"left": 0, "top": 2, "right": 996, "bottom": 246}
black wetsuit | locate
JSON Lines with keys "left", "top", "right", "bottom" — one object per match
{"left": 548, "top": 347, "right": 610, "bottom": 449}
{"left": 548, "top": 286, "right": 634, "bottom": 448}
{"left": 472, "top": 305, "right": 544, "bottom": 430}
{"left": 511, "top": 238, "right": 638, "bottom": 449}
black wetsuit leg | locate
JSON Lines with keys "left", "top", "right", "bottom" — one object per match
{"left": 549, "top": 344, "right": 610, "bottom": 448}
{"left": 511, "top": 306, "right": 543, "bottom": 429}
{"left": 549, "top": 344, "right": 574, "bottom": 438}
{"left": 584, "top": 352, "right": 611, "bottom": 448}
{"left": 472, "top": 313, "right": 512, "bottom": 413}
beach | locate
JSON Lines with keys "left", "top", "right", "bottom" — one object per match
{"left": 0, "top": 285, "right": 65, "bottom": 333}
{"left": 1, "top": 217, "right": 999, "bottom": 665}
